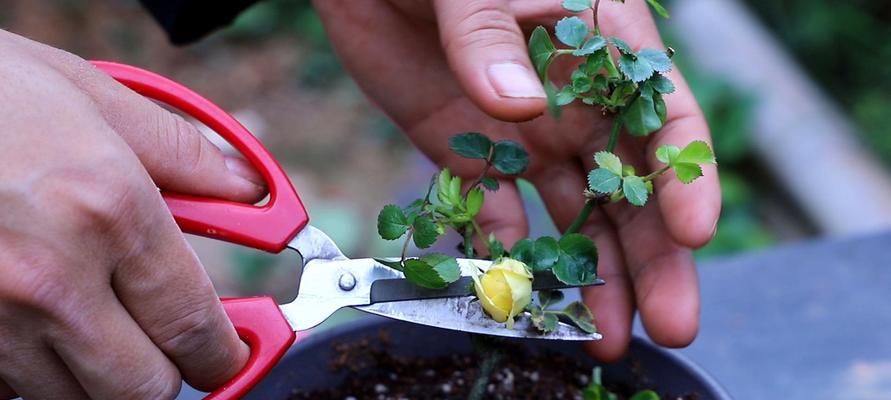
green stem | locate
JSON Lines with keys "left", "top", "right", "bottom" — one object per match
{"left": 464, "top": 162, "right": 492, "bottom": 197}
{"left": 463, "top": 225, "right": 475, "bottom": 259}
{"left": 400, "top": 229, "right": 414, "bottom": 261}
{"left": 606, "top": 117, "right": 623, "bottom": 153}
{"left": 643, "top": 166, "right": 671, "bottom": 182}
{"left": 564, "top": 199, "right": 596, "bottom": 235}
{"left": 467, "top": 335, "right": 504, "bottom": 400}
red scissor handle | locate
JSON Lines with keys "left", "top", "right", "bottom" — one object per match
{"left": 91, "top": 61, "right": 308, "bottom": 253}
{"left": 210, "top": 297, "right": 297, "bottom": 400}
{"left": 93, "top": 61, "right": 306, "bottom": 399}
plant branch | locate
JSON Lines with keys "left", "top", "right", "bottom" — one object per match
{"left": 565, "top": 199, "right": 596, "bottom": 235}
{"left": 643, "top": 166, "right": 671, "bottom": 181}
{"left": 463, "top": 225, "right": 476, "bottom": 258}
{"left": 467, "top": 335, "right": 504, "bottom": 400}
{"left": 606, "top": 116, "right": 623, "bottom": 153}
{"left": 464, "top": 162, "right": 492, "bottom": 197}
{"left": 400, "top": 229, "right": 414, "bottom": 261}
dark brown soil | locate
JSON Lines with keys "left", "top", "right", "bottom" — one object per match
{"left": 288, "top": 331, "right": 697, "bottom": 400}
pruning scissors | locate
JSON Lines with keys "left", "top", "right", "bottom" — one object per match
{"left": 91, "top": 61, "right": 605, "bottom": 400}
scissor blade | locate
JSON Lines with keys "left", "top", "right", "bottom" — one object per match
{"left": 353, "top": 297, "right": 602, "bottom": 341}
{"left": 370, "top": 274, "right": 605, "bottom": 303}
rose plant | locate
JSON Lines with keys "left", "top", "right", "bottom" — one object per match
{"left": 374, "top": 0, "right": 716, "bottom": 398}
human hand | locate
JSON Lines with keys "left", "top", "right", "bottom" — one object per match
{"left": 0, "top": 30, "right": 264, "bottom": 399}
{"left": 313, "top": 0, "right": 720, "bottom": 360}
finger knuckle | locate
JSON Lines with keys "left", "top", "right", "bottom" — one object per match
{"left": 155, "top": 113, "right": 211, "bottom": 176}
{"left": 114, "top": 367, "right": 181, "bottom": 400}
{"left": 153, "top": 296, "right": 221, "bottom": 361}
{"left": 0, "top": 255, "right": 73, "bottom": 317}
{"left": 443, "top": 3, "right": 523, "bottom": 54}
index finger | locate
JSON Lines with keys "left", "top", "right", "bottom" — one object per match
{"left": 433, "top": 0, "right": 547, "bottom": 122}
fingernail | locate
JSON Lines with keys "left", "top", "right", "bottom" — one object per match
{"left": 225, "top": 156, "right": 266, "bottom": 188}
{"left": 710, "top": 218, "right": 719, "bottom": 239}
{"left": 488, "top": 63, "right": 546, "bottom": 99}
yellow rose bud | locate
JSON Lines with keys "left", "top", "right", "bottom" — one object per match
{"left": 471, "top": 258, "right": 533, "bottom": 328}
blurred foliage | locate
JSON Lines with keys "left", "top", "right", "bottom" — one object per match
{"left": 227, "top": 0, "right": 342, "bottom": 88}
{"left": 230, "top": 248, "right": 279, "bottom": 290}
{"left": 744, "top": 0, "right": 891, "bottom": 168}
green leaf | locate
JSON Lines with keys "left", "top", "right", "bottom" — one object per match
{"left": 650, "top": 74, "right": 675, "bottom": 94}
{"left": 412, "top": 216, "right": 439, "bottom": 249}
{"left": 538, "top": 289, "right": 565, "bottom": 308}
{"left": 374, "top": 258, "right": 404, "bottom": 272}
{"left": 421, "top": 253, "right": 461, "bottom": 282}
{"left": 630, "top": 390, "right": 661, "bottom": 400}
{"left": 655, "top": 144, "right": 681, "bottom": 165}
{"left": 587, "top": 168, "right": 621, "bottom": 194}
{"left": 555, "top": 17, "right": 589, "bottom": 48}
{"left": 562, "top": 0, "right": 592, "bottom": 12}
{"left": 622, "top": 164, "right": 636, "bottom": 177}
{"left": 448, "top": 174, "right": 462, "bottom": 205}
{"left": 571, "top": 71, "right": 593, "bottom": 93}
{"left": 561, "top": 301, "right": 597, "bottom": 333}
{"left": 618, "top": 54, "right": 655, "bottom": 83}
{"left": 573, "top": 36, "right": 606, "bottom": 56}
{"left": 403, "top": 255, "right": 460, "bottom": 289}
{"left": 676, "top": 140, "right": 717, "bottom": 165}
{"left": 437, "top": 168, "right": 453, "bottom": 205}
{"left": 402, "top": 199, "right": 425, "bottom": 223}
{"left": 448, "top": 132, "right": 492, "bottom": 159}
{"left": 553, "top": 234, "right": 598, "bottom": 285}
{"left": 583, "top": 385, "right": 612, "bottom": 400}
{"left": 594, "top": 151, "right": 623, "bottom": 176}
{"left": 511, "top": 237, "right": 560, "bottom": 272}
{"left": 583, "top": 49, "right": 609, "bottom": 75}
{"left": 637, "top": 48, "right": 672, "bottom": 73}
{"left": 510, "top": 238, "right": 534, "bottom": 263}
{"left": 673, "top": 163, "right": 703, "bottom": 184}
{"left": 531, "top": 310, "right": 559, "bottom": 333}
{"left": 377, "top": 205, "right": 409, "bottom": 240}
{"left": 646, "top": 0, "right": 670, "bottom": 18}
{"left": 529, "top": 26, "right": 556, "bottom": 80}
{"left": 481, "top": 177, "right": 500, "bottom": 191}
{"left": 545, "top": 80, "right": 561, "bottom": 118}
{"left": 622, "top": 176, "right": 649, "bottom": 206}
{"left": 623, "top": 93, "right": 663, "bottom": 136}
{"left": 491, "top": 140, "right": 529, "bottom": 175}
{"left": 465, "top": 188, "right": 484, "bottom": 217}
{"left": 611, "top": 37, "right": 633, "bottom": 54}
{"left": 654, "top": 93, "right": 667, "bottom": 124}
{"left": 556, "top": 85, "right": 577, "bottom": 106}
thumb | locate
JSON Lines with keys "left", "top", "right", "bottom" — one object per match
{"left": 64, "top": 60, "right": 267, "bottom": 203}
{"left": 434, "top": 0, "right": 547, "bottom": 122}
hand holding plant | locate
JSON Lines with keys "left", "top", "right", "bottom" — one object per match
{"left": 316, "top": 0, "right": 721, "bottom": 361}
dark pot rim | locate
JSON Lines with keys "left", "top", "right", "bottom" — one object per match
{"left": 250, "top": 316, "right": 733, "bottom": 399}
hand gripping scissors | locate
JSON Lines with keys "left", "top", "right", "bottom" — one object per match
{"left": 90, "top": 61, "right": 604, "bottom": 399}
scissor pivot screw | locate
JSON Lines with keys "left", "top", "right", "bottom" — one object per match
{"left": 338, "top": 272, "right": 357, "bottom": 291}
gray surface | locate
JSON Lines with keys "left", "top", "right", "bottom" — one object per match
{"left": 672, "top": 230, "right": 891, "bottom": 399}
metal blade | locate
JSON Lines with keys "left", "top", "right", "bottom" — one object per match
{"left": 354, "top": 298, "right": 602, "bottom": 341}
{"left": 370, "top": 274, "right": 606, "bottom": 303}
{"left": 279, "top": 254, "right": 604, "bottom": 340}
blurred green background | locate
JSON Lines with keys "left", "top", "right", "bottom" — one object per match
{"left": 4, "top": 0, "right": 889, "bottom": 298}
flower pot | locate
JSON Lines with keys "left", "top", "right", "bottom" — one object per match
{"left": 245, "top": 317, "right": 731, "bottom": 399}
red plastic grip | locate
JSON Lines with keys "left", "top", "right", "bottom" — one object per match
{"left": 206, "top": 297, "right": 297, "bottom": 400}
{"left": 90, "top": 61, "right": 308, "bottom": 253}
